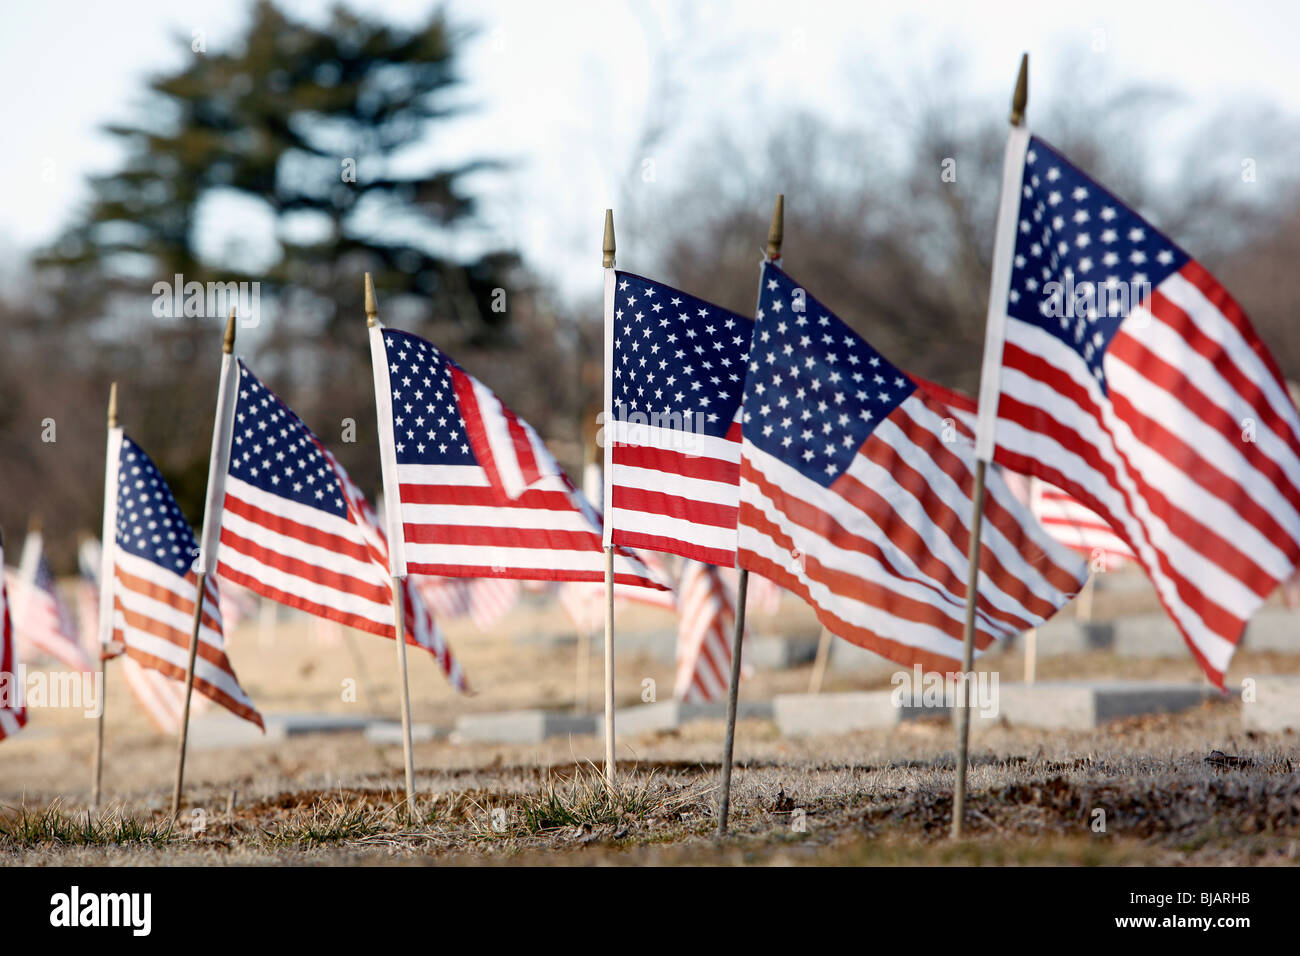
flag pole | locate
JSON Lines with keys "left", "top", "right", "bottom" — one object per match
{"left": 952, "top": 53, "right": 1029, "bottom": 840}
{"left": 170, "top": 309, "right": 237, "bottom": 818}
{"left": 367, "top": 273, "right": 418, "bottom": 818}
{"left": 91, "top": 384, "right": 117, "bottom": 810}
{"left": 600, "top": 210, "right": 618, "bottom": 788}
{"left": 718, "top": 193, "right": 783, "bottom": 835}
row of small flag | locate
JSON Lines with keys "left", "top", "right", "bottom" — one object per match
{"left": 8, "top": 116, "right": 1295, "bottom": 746}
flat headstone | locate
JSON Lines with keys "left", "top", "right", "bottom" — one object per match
{"left": 1242, "top": 610, "right": 1298, "bottom": 653}
{"left": 596, "top": 699, "right": 775, "bottom": 737}
{"left": 774, "top": 690, "right": 948, "bottom": 737}
{"left": 453, "top": 710, "right": 597, "bottom": 745}
{"left": 1112, "top": 615, "right": 1188, "bottom": 658}
{"left": 1242, "top": 675, "right": 1300, "bottom": 731}
{"left": 364, "top": 721, "right": 443, "bottom": 744}
{"left": 1023, "top": 618, "right": 1113, "bottom": 655}
{"left": 827, "top": 640, "right": 899, "bottom": 678}
{"left": 187, "top": 711, "right": 372, "bottom": 749}
{"left": 975, "top": 680, "right": 1216, "bottom": 730}
{"left": 748, "top": 634, "right": 820, "bottom": 669}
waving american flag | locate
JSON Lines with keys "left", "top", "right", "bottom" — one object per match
{"left": 604, "top": 272, "right": 752, "bottom": 565}
{"left": 7, "top": 529, "right": 91, "bottom": 672}
{"left": 0, "top": 534, "right": 28, "bottom": 741}
{"left": 208, "top": 362, "right": 465, "bottom": 690}
{"left": 674, "top": 560, "right": 746, "bottom": 703}
{"left": 976, "top": 133, "right": 1300, "bottom": 687}
{"left": 738, "top": 262, "right": 1087, "bottom": 672}
{"left": 108, "top": 434, "right": 262, "bottom": 728}
{"left": 368, "top": 325, "right": 667, "bottom": 591}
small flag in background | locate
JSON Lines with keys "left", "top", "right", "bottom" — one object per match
{"left": 207, "top": 361, "right": 465, "bottom": 690}
{"left": 8, "top": 529, "right": 91, "bottom": 672}
{"left": 674, "top": 560, "right": 747, "bottom": 703}
{"left": 737, "top": 262, "right": 1088, "bottom": 673}
{"left": 368, "top": 325, "right": 668, "bottom": 591}
{"left": 413, "top": 577, "right": 520, "bottom": 633}
{"left": 604, "top": 272, "right": 753, "bottom": 565}
{"left": 108, "top": 434, "right": 262, "bottom": 728}
{"left": 978, "top": 133, "right": 1300, "bottom": 687}
{"left": 0, "top": 534, "right": 28, "bottom": 742}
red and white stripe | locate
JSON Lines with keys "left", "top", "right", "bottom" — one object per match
{"left": 369, "top": 324, "right": 668, "bottom": 592}
{"left": 8, "top": 531, "right": 92, "bottom": 672}
{"left": 914, "top": 377, "right": 1133, "bottom": 571}
{"left": 0, "top": 540, "right": 28, "bottom": 741}
{"left": 119, "top": 653, "right": 212, "bottom": 733}
{"left": 740, "top": 388, "right": 1088, "bottom": 673}
{"left": 674, "top": 560, "right": 745, "bottom": 703}
{"left": 331, "top": 451, "right": 467, "bottom": 691}
{"left": 112, "top": 548, "right": 262, "bottom": 729}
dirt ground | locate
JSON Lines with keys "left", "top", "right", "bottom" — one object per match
{"left": 2, "top": 572, "right": 1299, "bottom": 866}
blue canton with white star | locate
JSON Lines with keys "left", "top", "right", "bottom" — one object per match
{"left": 744, "top": 262, "right": 915, "bottom": 487}
{"left": 381, "top": 330, "right": 477, "bottom": 466}
{"left": 612, "top": 271, "right": 752, "bottom": 439}
{"left": 229, "top": 361, "right": 347, "bottom": 518}
{"left": 115, "top": 435, "right": 200, "bottom": 576}
{"left": 1009, "top": 136, "right": 1187, "bottom": 394}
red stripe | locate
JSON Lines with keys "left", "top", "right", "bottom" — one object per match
{"left": 610, "top": 484, "right": 738, "bottom": 528}
{"left": 611, "top": 443, "right": 740, "bottom": 484}
{"left": 613, "top": 529, "right": 733, "bottom": 566}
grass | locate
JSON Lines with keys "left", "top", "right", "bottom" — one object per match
{"left": 0, "top": 802, "right": 173, "bottom": 849}
{"left": 517, "top": 764, "right": 677, "bottom": 834}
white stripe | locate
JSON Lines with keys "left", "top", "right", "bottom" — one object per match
{"left": 974, "top": 124, "right": 1032, "bottom": 462}
{"left": 196, "top": 353, "right": 240, "bottom": 573}
{"left": 369, "top": 323, "right": 407, "bottom": 576}
{"left": 607, "top": 419, "right": 740, "bottom": 464}
{"left": 608, "top": 507, "right": 737, "bottom": 552}
{"left": 610, "top": 462, "right": 739, "bottom": 507}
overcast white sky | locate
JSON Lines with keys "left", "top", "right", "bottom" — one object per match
{"left": 3, "top": 0, "right": 1298, "bottom": 300}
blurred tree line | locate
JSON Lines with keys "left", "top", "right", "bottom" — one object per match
{"left": 2, "top": 1, "right": 1299, "bottom": 570}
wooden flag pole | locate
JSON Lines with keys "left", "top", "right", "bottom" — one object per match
{"left": 91, "top": 386, "right": 117, "bottom": 811}
{"left": 368, "top": 274, "right": 417, "bottom": 818}
{"left": 170, "top": 311, "right": 237, "bottom": 818}
{"left": 717, "top": 193, "right": 784, "bottom": 835}
{"left": 808, "top": 626, "right": 833, "bottom": 694}
{"left": 601, "top": 210, "right": 618, "bottom": 788}
{"left": 952, "top": 53, "right": 1029, "bottom": 840}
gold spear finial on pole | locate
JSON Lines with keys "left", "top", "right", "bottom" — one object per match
{"left": 365, "top": 272, "right": 379, "bottom": 327}
{"left": 602, "top": 209, "right": 616, "bottom": 268}
{"left": 107, "top": 382, "right": 118, "bottom": 429}
{"left": 766, "top": 194, "right": 785, "bottom": 261}
{"left": 223, "top": 307, "right": 237, "bottom": 354}
{"left": 1010, "top": 53, "right": 1029, "bottom": 127}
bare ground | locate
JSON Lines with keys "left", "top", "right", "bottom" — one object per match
{"left": 3, "top": 577, "right": 1299, "bottom": 865}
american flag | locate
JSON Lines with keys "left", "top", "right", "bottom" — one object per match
{"left": 977, "top": 133, "right": 1300, "bottom": 687}
{"left": 7, "top": 530, "right": 92, "bottom": 672}
{"left": 738, "top": 262, "right": 1088, "bottom": 672}
{"left": 918, "top": 378, "right": 1134, "bottom": 572}
{"left": 0, "top": 534, "right": 28, "bottom": 741}
{"left": 75, "top": 535, "right": 214, "bottom": 732}
{"left": 674, "top": 560, "right": 745, "bottom": 703}
{"left": 413, "top": 576, "right": 520, "bottom": 632}
{"left": 368, "top": 325, "right": 667, "bottom": 591}
{"left": 108, "top": 434, "right": 262, "bottom": 728}
{"left": 212, "top": 362, "right": 466, "bottom": 690}
{"left": 604, "top": 272, "right": 752, "bottom": 565}
{"left": 1030, "top": 480, "right": 1134, "bottom": 571}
